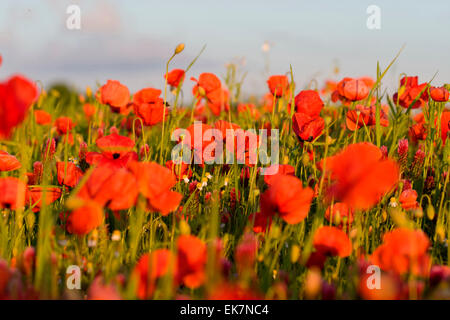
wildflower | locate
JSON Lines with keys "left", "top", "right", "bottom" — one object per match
{"left": 393, "top": 76, "right": 429, "bottom": 109}
{"left": 127, "top": 161, "right": 182, "bottom": 215}
{"left": 399, "top": 189, "right": 419, "bottom": 210}
{"left": 294, "top": 90, "right": 324, "bottom": 117}
{"left": 267, "top": 75, "right": 290, "bottom": 98}
{"left": 165, "top": 69, "right": 185, "bottom": 88}
{"left": 86, "top": 133, "right": 138, "bottom": 169}
{"left": 292, "top": 113, "right": 325, "bottom": 142}
{"left": 429, "top": 86, "right": 449, "bottom": 102}
{"left": 0, "top": 74, "right": 38, "bottom": 139}
{"left": 248, "top": 211, "right": 272, "bottom": 234}
{"left": 56, "top": 161, "right": 83, "bottom": 188}
{"left": 411, "top": 148, "right": 425, "bottom": 179}
{"left": 371, "top": 228, "right": 431, "bottom": 276}
{"left": 66, "top": 200, "right": 103, "bottom": 236}
{"left": 99, "top": 80, "right": 131, "bottom": 114}
{"left": 191, "top": 73, "right": 229, "bottom": 116}
{"left": 332, "top": 77, "right": 369, "bottom": 103}
{"left": 346, "top": 104, "right": 389, "bottom": 131}
{"left": 0, "top": 151, "right": 21, "bottom": 172}
{"left": 0, "top": 178, "right": 26, "bottom": 210}
{"left": 440, "top": 110, "right": 450, "bottom": 144}
{"left": 324, "top": 202, "right": 354, "bottom": 229}
{"left": 312, "top": 226, "right": 352, "bottom": 258}
{"left": 34, "top": 110, "right": 52, "bottom": 125}
{"left": 133, "top": 249, "right": 175, "bottom": 299}
{"left": 319, "top": 142, "right": 399, "bottom": 210}
{"left": 397, "top": 138, "right": 409, "bottom": 172}
{"left": 78, "top": 166, "right": 139, "bottom": 211}
{"left": 132, "top": 88, "right": 168, "bottom": 126}
{"left": 260, "top": 174, "right": 314, "bottom": 224}
{"left": 176, "top": 235, "right": 207, "bottom": 289}
{"left": 26, "top": 186, "right": 62, "bottom": 212}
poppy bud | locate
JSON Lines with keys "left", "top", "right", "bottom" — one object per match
{"left": 436, "top": 225, "right": 445, "bottom": 243}
{"left": 426, "top": 205, "right": 435, "bottom": 220}
{"left": 290, "top": 245, "right": 300, "bottom": 263}
{"left": 174, "top": 43, "right": 185, "bottom": 55}
{"left": 304, "top": 267, "right": 322, "bottom": 299}
{"left": 179, "top": 219, "right": 190, "bottom": 235}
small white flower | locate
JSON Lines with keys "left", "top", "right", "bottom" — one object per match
{"left": 183, "top": 175, "right": 189, "bottom": 183}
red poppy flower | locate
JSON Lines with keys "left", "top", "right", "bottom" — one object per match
{"left": 248, "top": 211, "right": 272, "bottom": 234}
{"left": 128, "top": 161, "right": 182, "bottom": 215}
{"left": 0, "top": 151, "right": 21, "bottom": 172}
{"left": 54, "top": 117, "right": 75, "bottom": 135}
{"left": 34, "top": 110, "right": 52, "bottom": 125}
{"left": 133, "top": 88, "right": 168, "bottom": 126}
{"left": 86, "top": 133, "right": 138, "bottom": 169}
{"left": 324, "top": 202, "right": 354, "bottom": 229}
{"left": 260, "top": 174, "right": 314, "bottom": 224}
{"left": 440, "top": 110, "right": 450, "bottom": 144}
{"left": 320, "top": 142, "right": 399, "bottom": 210}
{"left": 134, "top": 249, "right": 175, "bottom": 299}
{"left": 334, "top": 77, "right": 369, "bottom": 102}
{"left": 99, "top": 80, "right": 130, "bottom": 114}
{"left": 346, "top": 104, "right": 389, "bottom": 131}
{"left": 0, "top": 75, "right": 38, "bottom": 139}
{"left": 294, "top": 90, "right": 324, "bottom": 117}
{"left": 429, "top": 86, "right": 449, "bottom": 102}
{"left": 66, "top": 200, "right": 103, "bottom": 235}
{"left": 83, "top": 103, "right": 96, "bottom": 120}
{"left": 26, "top": 186, "right": 62, "bottom": 212}
{"left": 292, "top": 112, "right": 325, "bottom": 142}
{"left": 267, "top": 75, "right": 289, "bottom": 97}
{"left": 0, "top": 177, "right": 26, "bottom": 210}
{"left": 56, "top": 161, "right": 83, "bottom": 188}
{"left": 393, "top": 76, "right": 429, "bottom": 109}
{"left": 165, "top": 69, "right": 185, "bottom": 88}
{"left": 263, "top": 164, "right": 295, "bottom": 186}
{"left": 192, "top": 73, "right": 222, "bottom": 96}
{"left": 78, "top": 166, "right": 139, "bottom": 211}
{"left": 176, "top": 235, "right": 207, "bottom": 289}
{"left": 399, "top": 189, "right": 419, "bottom": 210}
{"left": 313, "top": 226, "right": 352, "bottom": 257}
{"left": 371, "top": 228, "right": 431, "bottom": 277}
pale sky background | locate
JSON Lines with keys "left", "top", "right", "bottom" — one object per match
{"left": 0, "top": 0, "right": 449, "bottom": 97}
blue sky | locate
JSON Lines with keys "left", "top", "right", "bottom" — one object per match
{"left": 0, "top": 0, "right": 449, "bottom": 96}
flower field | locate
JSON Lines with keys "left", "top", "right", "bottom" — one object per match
{"left": 0, "top": 45, "right": 449, "bottom": 300}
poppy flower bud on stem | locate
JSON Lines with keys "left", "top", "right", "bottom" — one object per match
{"left": 174, "top": 43, "right": 185, "bottom": 55}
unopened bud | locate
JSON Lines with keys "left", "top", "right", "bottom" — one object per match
{"left": 174, "top": 43, "right": 185, "bottom": 55}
